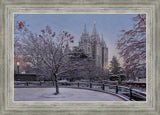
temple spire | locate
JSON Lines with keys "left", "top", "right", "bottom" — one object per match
{"left": 82, "top": 24, "right": 89, "bottom": 37}
{"left": 101, "top": 33, "right": 107, "bottom": 47}
{"left": 92, "top": 20, "right": 98, "bottom": 35}
{"left": 84, "top": 24, "right": 87, "bottom": 34}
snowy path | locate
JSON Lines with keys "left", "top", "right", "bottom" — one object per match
{"left": 14, "top": 88, "right": 125, "bottom": 101}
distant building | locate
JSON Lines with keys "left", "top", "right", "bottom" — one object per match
{"left": 79, "top": 21, "right": 108, "bottom": 70}
{"left": 60, "top": 21, "right": 109, "bottom": 81}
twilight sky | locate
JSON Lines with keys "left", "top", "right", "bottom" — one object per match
{"left": 14, "top": 14, "right": 137, "bottom": 65}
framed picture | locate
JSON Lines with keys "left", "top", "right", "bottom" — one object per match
{"left": 0, "top": 0, "right": 160, "bottom": 115}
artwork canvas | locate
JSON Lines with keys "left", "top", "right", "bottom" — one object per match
{"left": 14, "top": 14, "right": 146, "bottom": 101}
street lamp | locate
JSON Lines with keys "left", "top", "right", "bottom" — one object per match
{"left": 106, "top": 66, "right": 110, "bottom": 81}
{"left": 17, "top": 61, "right": 20, "bottom": 74}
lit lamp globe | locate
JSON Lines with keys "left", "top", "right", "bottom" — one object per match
{"left": 17, "top": 62, "right": 20, "bottom": 66}
{"left": 17, "top": 61, "right": 20, "bottom": 74}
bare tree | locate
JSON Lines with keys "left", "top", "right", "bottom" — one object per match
{"left": 15, "top": 24, "right": 75, "bottom": 94}
{"left": 117, "top": 14, "right": 146, "bottom": 80}
{"left": 14, "top": 20, "right": 30, "bottom": 73}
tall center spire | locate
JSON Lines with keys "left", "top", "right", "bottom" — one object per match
{"left": 92, "top": 20, "right": 98, "bottom": 35}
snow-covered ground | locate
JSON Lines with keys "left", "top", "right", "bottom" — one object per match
{"left": 14, "top": 88, "right": 125, "bottom": 101}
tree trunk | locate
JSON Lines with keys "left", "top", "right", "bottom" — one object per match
{"left": 51, "top": 74, "right": 54, "bottom": 86}
{"left": 54, "top": 74, "right": 59, "bottom": 95}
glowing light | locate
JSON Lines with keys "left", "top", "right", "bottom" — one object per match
{"left": 17, "top": 62, "right": 20, "bottom": 66}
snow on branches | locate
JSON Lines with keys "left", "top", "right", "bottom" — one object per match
{"left": 117, "top": 14, "right": 146, "bottom": 80}
{"left": 14, "top": 23, "right": 75, "bottom": 94}
{"left": 14, "top": 21, "right": 31, "bottom": 72}
{"left": 20, "top": 25, "right": 74, "bottom": 73}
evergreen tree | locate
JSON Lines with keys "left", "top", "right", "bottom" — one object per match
{"left": 109, "top": 56, "right": 121, "bottom": 74}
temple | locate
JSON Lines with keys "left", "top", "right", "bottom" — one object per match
{"left": 79, "top": 21, "right": 108, "bottom": 70}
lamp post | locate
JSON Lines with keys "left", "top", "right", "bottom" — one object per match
{"left": 106, "top": 66, "right": 110, "bottom": 81}
{"left": 104, "top": 65, "right": 109, "bottom": 81}
{"left": 17, "top": 61, "right": 20, "bottom": 74}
